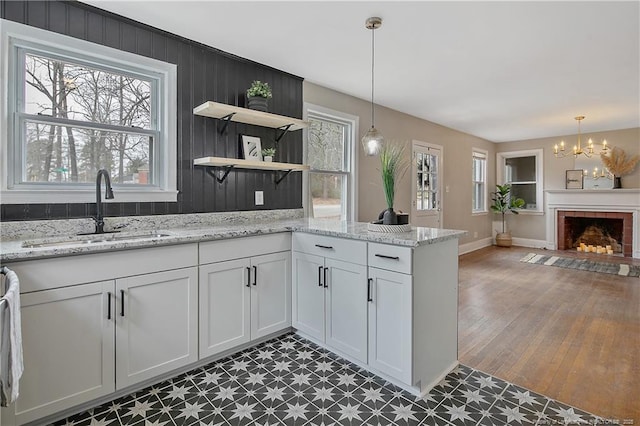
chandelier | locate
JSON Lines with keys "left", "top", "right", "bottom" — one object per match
{"left": 554, "top": 116, "right": 609, "bottom": 158}
{"left": 361, "top": 17, "right": 384, "bottom": 156}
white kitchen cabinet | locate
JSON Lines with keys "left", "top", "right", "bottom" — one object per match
{"left": 199, "top": 234, "right": 291, "bottom": 359}
{"left": 8, "top": 281, "right": 115, "bottom": 426}
{"left": 1, "top": 244, "right": 199, "bottom": 426}
{"left": 367, "top": 239, "right": 459, "bottom": 394}
{"left": 291, "top": 233, "right": 368, "bottom": 363}
{"left": 116, "top": 267, "right": 198, "bottom": 389}
{"left": 367, "top": 266, "right": 412, "bottom": 383}
{"left": 199, "top": 259, "right": 252, "bottom": 356}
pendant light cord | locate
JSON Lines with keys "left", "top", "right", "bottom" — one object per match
{"left": 371, "top": 25, "right": 375, "bottom": 128}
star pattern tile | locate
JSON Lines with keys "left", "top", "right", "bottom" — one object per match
{"left": 52, "top": 333, "right": 601, "bottom": 426}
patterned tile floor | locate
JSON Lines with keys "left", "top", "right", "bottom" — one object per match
{"left": 54, "top": 333, "right": 602, "bottom": 426}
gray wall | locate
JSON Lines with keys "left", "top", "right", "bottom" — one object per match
{"left": 496, "top": 127, "right": 640, "bottom": 241}
{"left": 304, "top": 82, "right": 496, "bottom": 246}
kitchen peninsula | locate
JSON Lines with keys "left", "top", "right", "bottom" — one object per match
{"left": 0, "top": 212, "right": 465, "bottom": 426}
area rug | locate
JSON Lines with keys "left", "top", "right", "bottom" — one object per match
{"left": 520, "top": 253, "right": 640, "bottom": 277}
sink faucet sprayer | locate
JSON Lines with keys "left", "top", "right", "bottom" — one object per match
{"left": 95, "top": 169, "right": 114, "bottom": 234}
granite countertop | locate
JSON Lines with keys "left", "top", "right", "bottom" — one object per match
{"left": 0, "top": 218, "right": 466, "bottom": 263}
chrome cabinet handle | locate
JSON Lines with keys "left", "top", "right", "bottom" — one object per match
{"left": 367, "top": 278, "right": 373, "bottom": 302}
{"left": 375, "top": 254, "right": 400, "bottom": 260}
{"left": 318, "top": 266, "right": 323, "bottom": 287}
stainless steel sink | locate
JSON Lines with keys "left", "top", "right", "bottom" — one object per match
{"left": 22, "top": 232, "right": 172, "bottom": 248}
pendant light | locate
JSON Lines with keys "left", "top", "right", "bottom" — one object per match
{"left": 362, "top": 17, "right": 383, "bottom": 156}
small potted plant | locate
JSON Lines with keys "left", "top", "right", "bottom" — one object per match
{"left": 491, "top": 184, "right": 525, "bottom": 247}
{"left": 246, "top": 80, "right": 272, "bottom": 112}
{"left": 379, "top": 143, "right": 409, "bottom": 224}
{"left": 262, "top": 147, "right": 276, "bottom": 162}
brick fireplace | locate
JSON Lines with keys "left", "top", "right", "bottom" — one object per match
{"left": 557, "top": 210, "right": 632, "bottom": 256}
{"left": 546, "top": 189, "right": 640, "bottom": 259}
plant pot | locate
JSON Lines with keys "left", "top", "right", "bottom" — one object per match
{"left": 247, "top": 96, "right": 268, "bottom": 112}
{"left": 382, "top": 208, "right": 398, "bottom": 225}
{"left": 613, "top": 176, "right": 622, "bottom": 189}
{"left": 495, "top": 232, "right": 513, "bottom": 247}
{"left": 264, "top": 156, "right": 273, "bottom": 162}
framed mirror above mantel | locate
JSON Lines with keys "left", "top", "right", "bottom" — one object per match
{"left": 575, "top": 150, "right": 614, "bottom": 190}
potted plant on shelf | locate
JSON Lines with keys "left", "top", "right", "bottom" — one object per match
{"left": 600, "top": 146, "right": 639, "bottom": 189}
{"left": 491, "top": 184, "right": 525, "bottom": 247}
{"left": 379, "top": 143, "right": 409, "bottom": 225}
{"left": 246, "top": 80, "right": 272, "bottom": 112}
{"left": 262, "top": 147, "right": 276, "bottom": 162}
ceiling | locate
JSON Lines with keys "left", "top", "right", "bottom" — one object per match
{"left": 82, "top": 1, "right": 639, "bottom": 143}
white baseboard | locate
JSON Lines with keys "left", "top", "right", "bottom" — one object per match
{"left": 512, "top": 237, "right": 548, "bottom": 249}
{"left": 458, "top": 237, "right": 493, "bottom": 255}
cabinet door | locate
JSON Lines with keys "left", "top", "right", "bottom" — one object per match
{"left": 13, "top": 281, "right": 115, "bottom": 425}
{"left": 199, "top": 259, "right": 251, "bottom": 358}
{"left": 250, "top": 252, "right": 291, "bottom": 339}
{"left": 291, "top": 252, "right": 325, "bottom": 341}
{"left": 368, "top": 267, "right": 412, "bottom": 383}
{"left": 116, "top": 267, "right": 198, "bottom": 389}
{"left": 325, "top": 259, "right": 368, "bottom": 363}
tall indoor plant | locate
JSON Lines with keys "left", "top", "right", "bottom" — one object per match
{"left": 491, "top": 184, "right": 525, "bottom": 247}
{"left": 379, "top": 143, "right": 409, "bottom": 224}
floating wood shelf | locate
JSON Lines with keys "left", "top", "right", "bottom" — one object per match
{"left": 193, "top": 101, "right": 308, "bottom": 138}
{"left": 194, "top": 156, "right": 309, "bottom": 184}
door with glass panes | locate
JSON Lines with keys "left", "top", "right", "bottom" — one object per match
{"left": 411, "top": 141, "right": 442, "bottom": 228}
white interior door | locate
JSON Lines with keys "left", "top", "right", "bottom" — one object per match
{"left": 411, "top": 141, "right": 443, "bottom": 228}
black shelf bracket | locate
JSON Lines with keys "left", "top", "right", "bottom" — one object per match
{"left": 274, "top": 169, "right": 293, "bottom": 185}
{"left": 205, "top": 166, "right": 234, "bottom": 184}
{"left": 275, "top": 124, "right": 294, "bottom": 143}
{"left": 217, "top": 113, "right": 236, "bottom": 134}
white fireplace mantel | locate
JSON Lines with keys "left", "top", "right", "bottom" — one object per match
{"left": 545, "top": 189, "right": 640, "bottom": 258}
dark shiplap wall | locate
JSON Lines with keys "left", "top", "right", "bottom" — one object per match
{"left": 0, "top": 0, "right": 303, "bottom": 221}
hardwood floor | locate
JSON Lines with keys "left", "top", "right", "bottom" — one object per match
{"left": 458, "top": 245, "right": 640, "bottom": 423}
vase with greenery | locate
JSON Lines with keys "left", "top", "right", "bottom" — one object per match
{"left": 246, "top": 80, "right": 272, "bottom": 112}
{"left": 262, "top": 147, "right": 276, "bottom": 162}
{"left": 379, "top": 143, "right": 409, "bottom": 225}
{"left": 600, "top": 146, "right": 639, "bottom": 189}
{"left": 490, "top": 184, "right": 525, "bottom": 247}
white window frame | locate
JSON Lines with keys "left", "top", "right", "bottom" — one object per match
{"left": 496, "top": 148, "right": 544, "bottom": 214}
{"left": 303, "top": 103, "right": 358, "bottom": 222}
{"left": 0, "top": 19, "right": 177, "bottom": 204}
{"left": 472, "top": 148, "right": 488, "bottom": 215}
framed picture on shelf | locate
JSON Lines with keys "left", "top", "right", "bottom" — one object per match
{"left": 565, "top": 169, "right": 584, "bottom": 189}
{"left": 241, "top": 135, "right": 263, "bottom": 161}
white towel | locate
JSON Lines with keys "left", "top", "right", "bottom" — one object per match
{"left": 0, "top": 269, "right": 23, "bottom": 406}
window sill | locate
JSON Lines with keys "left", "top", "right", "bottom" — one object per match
{"left": 472, "top": 211, "right": 488, "bottom": 216}
{"left": 0, "top": 189, "right": 178, "bottom": 204}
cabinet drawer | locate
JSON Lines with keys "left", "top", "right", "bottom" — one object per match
{"left": 368, "top": 243, "right": 412, "bottom": 274}
{"left": 199, "top": 233, "right": 291, "bottom": 264}
{"left": 292, "top": 232, "right": 366, "bottom": 265}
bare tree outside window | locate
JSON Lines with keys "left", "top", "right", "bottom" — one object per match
{"left": 22, "top": 53, "right": 154, "bottom": 185}
{"left": 308, "top": 114, "right": 351, "bottom": 220}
